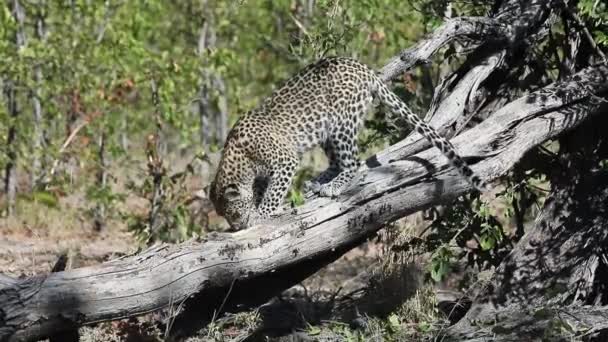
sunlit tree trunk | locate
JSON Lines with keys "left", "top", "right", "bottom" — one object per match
{"left": 92, "top": 132, "right": 107, "bottom": 232}
{"left": 197, "top": 0, "right": 229, "bottom": 153}
{"left": 213, "top": 71, "right": 229, "bottom": 145}
{"left": 31, "top": 1, "right": 48, "bottom": 188}
{"left": 3, "top": 0, "right": 26, "bottom": 216}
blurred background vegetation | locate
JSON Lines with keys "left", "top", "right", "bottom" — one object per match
{"left": 0, "top": 0, "right": 452, "bottom": 242}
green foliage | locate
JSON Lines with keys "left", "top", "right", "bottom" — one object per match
{"left": 476, "top": 201, "right": 504, "bottom": 251}
{"left": 429, "top": 245, "right": 453, "bottom": 282}
{"left": 289, "top": 166, "right": 315, "bottom": 207}
{"left": 0, "top": 0, "right": 430, "bottom": 230}
{"left": 578, "top": 0, "right": 608, "bottom": 46}
{"left": 302, "top": 286, "right": 446, "bottom": 341}
{"left": 420, "top": 165, "right": 549, "bottom": 284}
{"left": 85, "top": 184, "right": 125, "bottom": 214}
{"left": 124, "top": 153, "right": 208, "bottom": 245}
{"left": 289, "top": 188, "right": 306, "bottom": 207}
{"left": 423, "top": 194, "right": 512, "bottom": 283}
{"left": 26, "top": 190, "right": 59, "bottom": 208}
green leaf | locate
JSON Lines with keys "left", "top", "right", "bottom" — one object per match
{"left": 418, "top": 321, "right": 431, "bottom": 332}
{"left": 388, "top": 313, "right": 400, "bottom": 328}
{"left": 307, "top": 325, "right": 322, "bottom": 336}
{"left": 479, "top": 234, "right": 495, "bottom": 251}
{"left": 32, "top": 191, "right": 59, "bottom": 208}
{"left": 289, "top": 189, "right": 305, "bottom": 207}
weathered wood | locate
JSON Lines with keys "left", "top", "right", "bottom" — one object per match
{"left": 0, "top": 275, "right": 16, "bottom": 289}
{"left": 444, "top": 304, "right": 608, "bottom": 341}
{"left": 47, "top": 253, "right": 79, "bottom": 342}
{"left": 379, "top": 16, "right": 506, "bottom": 81}
{"left": 0, "top": 63, "right": 607, "bottom": 342}
{"left": 380, "top": 0, "right": 557, "bottom": 82}
{"left": 445, "top": 109, "right": 608, "bottom": 340}
{"left": 379, "top": 0, "right": 558, "bottom": 164}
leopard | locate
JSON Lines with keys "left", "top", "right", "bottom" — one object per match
{"left": 209, "top": 57, "right": 485, "bottom": 230}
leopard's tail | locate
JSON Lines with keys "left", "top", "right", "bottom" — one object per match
{"left": 372, "top": 77, "right": 486, "bottom": 192}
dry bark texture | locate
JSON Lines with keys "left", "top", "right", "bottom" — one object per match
{"left": 446, "top": 113, "right": 608, "bottom": 340}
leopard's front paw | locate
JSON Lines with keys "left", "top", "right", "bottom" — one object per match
{"left": 305, "top": 179, "right": 343, "bottom": 198}
{"left": 317, "top": 182, "right": 340, "bottom": 197}
{"left": 245, "top": 212, "right": 263, "bottom": 227}
{"left": 303, "top": 180, "right": 321, "bottom": 193}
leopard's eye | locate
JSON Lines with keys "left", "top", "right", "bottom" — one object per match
{"left": 228, "top": 208, "right": 241, "bottom": 219}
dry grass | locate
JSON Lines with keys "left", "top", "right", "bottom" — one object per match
{"left": 0, "top": 196, "right": 136, "bottom": 277}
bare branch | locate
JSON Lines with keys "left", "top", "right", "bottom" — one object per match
{"left": 377, "top": 0, "right": 559, "bottom": 164}
{"left": 379, "top": 16, "right": 506, "bottom": 81}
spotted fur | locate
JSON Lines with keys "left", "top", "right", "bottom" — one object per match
{"left": 210, "top": 57, "right": 485, "bottom": 229}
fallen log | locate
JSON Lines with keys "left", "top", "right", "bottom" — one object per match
{"left": 0, "top": 62, "right": 606, "bottom": 342}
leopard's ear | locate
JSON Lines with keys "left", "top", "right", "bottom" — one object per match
{"left": 224, "top": 184, "right": 241, "bottom": 201}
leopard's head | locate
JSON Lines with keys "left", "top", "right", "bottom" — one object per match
{"left": 210, "top": 180, "right": 255, "bottom": 230}
{"left": 209, "top": 144, "right": 257, "bottom": 230}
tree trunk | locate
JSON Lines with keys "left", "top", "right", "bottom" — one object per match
{"left": 197, "top": 0, "right": 229, "bottom": 153}
{"left": 3, "top": 0, "right": 26, "bottom": 216}
{"left": 92, "top": 132, "right": 107, "bottom": 232}
{"left": 212, "top": 72, "right": 229, "bottom": 145}
{"left": 31, "top": 1, "right": 47, "bottom": 188}
{"left": 148, "top": 80, "right": 166, "bottom": 235}
{"left": 3, "top": 82, "right": 18, "bottom": 217}
{"left": 198, "top": 0, "right": 214, "bottom": 153}
{"left": 446, "top": 304, "right": 608, "bottom": 341}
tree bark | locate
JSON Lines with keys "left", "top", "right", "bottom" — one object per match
{"left": 3, "top": 0, "right": 26, "bottom": 216}
{"left": 379, "top": 0, "right": 558, "bottom": 164}
{"left": 446, "top": 112, "right": 608, "bottom": 340}
{"left": 92, "top": 132, "right": 107, "bottom": 232}
{"left": 1, "top": 62, "right": 607, "bottom": 341}
{"left": 445, "top": 304, "right": 608, "bottom": 341}
{"left": 197, "top": 0, "right": 229, "bottom": 153}
{"left": 30, "top": 1, "right": 47, "bottom": 188}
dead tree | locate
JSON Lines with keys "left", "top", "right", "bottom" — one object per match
{"left": 444, "top": 114, "right": 608, "bottom": 341}
{"left": 1, "top": 0, "right": 608, "bottom": 341}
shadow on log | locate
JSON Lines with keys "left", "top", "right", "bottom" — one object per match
{"left": 446, "top": 113, "right": 608, "bottom": 341}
